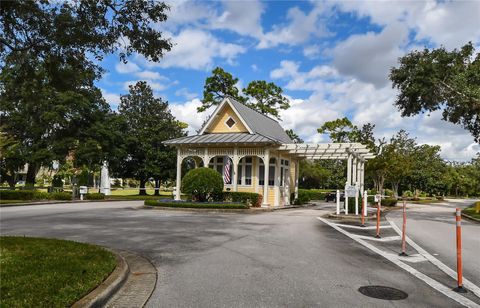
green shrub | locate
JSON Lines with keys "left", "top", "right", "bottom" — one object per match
{"left": 293, "top": 190, "right": 311, "bottom": 205}
{"left": 384, "top": 189, "right": 394, "bottom": 197}
{"left": 85, "top": 193, "right": 105, "bottom": 200}
{"left": 52, "top": 175, "right": 63, "bottom": 188}
{"left": 223, "top": 192, "right": 262, "bottom": 207}
{"left": 381, "top": 198, "right": 398, "bottom": 207}
{"left": 297, "top": 189, "right": 327, "bottom": 201}
{"left": 144, "top": 199, "right": 248, "bottom": 209}
{"left": 181, "top": 168, "right": 224, "bottom": 202}
{"left": 47, "top": 192, "right": 72, "bottom": 200}
{"left": 402, "top": 190, "right": 413, "bottom": 197}
{"left": 0, "top": 190, "right": 35, "bottom": 200}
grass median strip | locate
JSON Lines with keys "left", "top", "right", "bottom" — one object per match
{"left": 0, "top": 236, "right": 116, "bottom": 307}
{"left": 144, "top": 199, "right": 249, "bottom": 209}
{"left": 463, "top": 202, "right": 480, "bottom": 220}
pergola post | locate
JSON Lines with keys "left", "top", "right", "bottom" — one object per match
{"left": 360, "top": 160, "right": 365, "bottom": 196}
{"left": 294, "top": 159, "right": 299, "bottom": 199}
{"left": 175, "top": 148, "right": 182, "bottom": 201}
{"left": 354, "top": 157, "right": 359, "bottom": 215}
{"left": 347, "top": 154, "right": 352, "bottom": 186}
{"left": 262, "top": 149, "right": 270, "bottom": 207}
{"left": 233, "top": 147, "right": 238, "bottom": 192}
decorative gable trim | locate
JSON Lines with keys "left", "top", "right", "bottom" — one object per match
{"left": 198, "top": 97, "right": 254, "bottom": 135}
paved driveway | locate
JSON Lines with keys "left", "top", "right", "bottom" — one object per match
{"left": 387, "top": 199, "right": 480, "bottom": 288}
{"left": 0, "top": 202, "right": 462, "bottom": 307}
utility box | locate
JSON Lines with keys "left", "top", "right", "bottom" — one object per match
{"left": 79, "top": 186, "right": 88, "bottom": 200}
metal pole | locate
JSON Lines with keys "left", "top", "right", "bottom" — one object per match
{"left": 375, "top": 198, "right": 381, "bottom": 238}
{"left": 399, "top": 200, "right": 408, "bottom": 256}
{"left": 453, "top": 208, "right": 467, "bottom": 293}
{"left": 361, "top": 194, "right": 365, "bottom": 227}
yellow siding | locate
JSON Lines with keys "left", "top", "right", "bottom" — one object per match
{"left": 208, "top": 104, "right": 248, "bottom": 133}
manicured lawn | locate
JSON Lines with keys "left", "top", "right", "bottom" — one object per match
{"left": 145, "top": 199, "right": 248, "bottom": 209}
{"left": 0, "top": 200, "right": 25, "bottom": 205}
{"left": 463, "top": 202, "right": 480, "bottom": 220}
{"left": 0, "top": 236, "right": 116, "bottom": 307}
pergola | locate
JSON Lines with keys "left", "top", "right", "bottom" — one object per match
{"left": 278, "top": 143, "right": 375, "bottom": 200}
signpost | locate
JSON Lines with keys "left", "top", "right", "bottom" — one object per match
{"left": 79, "top": 186, "right": 88, "bottom": 201}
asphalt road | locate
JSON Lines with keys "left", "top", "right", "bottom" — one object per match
{"left": 387, "top": 199, "right": 480, "bottom": 288}
{"left": 0, "top": 201, "right": 466, "bottom": 307}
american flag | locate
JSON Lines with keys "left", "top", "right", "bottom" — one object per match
{"left": 223, "top": 157, "right": 231, "bottom": 184}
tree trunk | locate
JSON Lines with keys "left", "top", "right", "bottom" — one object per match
{"left": 392, "top": 182, "right": 399, "bottom": 198}
{"left": 139, "top": 179, "right": 147, "bottom": 195}
{"left": 154, "top": 179, "right": 160, "bottom": 196}
{"left": 25, "top": 163, "right": 37, "bottom": 189}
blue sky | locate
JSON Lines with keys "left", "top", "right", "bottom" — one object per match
{"left": 97, "top": 0, "right": 480, "bottom": 161}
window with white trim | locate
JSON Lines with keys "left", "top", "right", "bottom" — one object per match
{"left": 237, "top": 157, "right": 253, "bottom": 186}
{"left": 259, "top": 158, "right": 276, "bottom": 186}
{"left": 209, "top": 157, "right": 232, "bottom": 184}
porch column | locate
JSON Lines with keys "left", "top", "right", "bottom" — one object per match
{"left": 274, "top": 154, "right": 281, "bottom": 207}
{"left": 203, "top": 148, "right": 209, "bottom": 167}
{"left": 285, "top": 165, "right": 291, "bottom": 206}
{"left": 262, "top": 149, "right": 270, "bottom": 207}
{"left": 233, "top": 147, "right": 238, "bottom": 192}
{"left": 175, "top": 148, "right": 182, "bottom": 201}
{"left": 255, "top": 157, "right": 260, "bottom": 194}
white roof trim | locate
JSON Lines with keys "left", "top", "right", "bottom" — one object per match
{"left": 198, "top": 98, "right": 254, "bottom": 135}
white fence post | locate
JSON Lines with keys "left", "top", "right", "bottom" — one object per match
{"left": 336, "top": 189, "right": 340, "bottom": 215}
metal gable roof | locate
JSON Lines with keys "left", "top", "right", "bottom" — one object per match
{"left": 163, "top": 133, "right": 279, "bottom": 145}
{"left": 227, "top": 98, "right": 293, "bottom": 144}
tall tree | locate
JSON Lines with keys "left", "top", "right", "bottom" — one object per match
{"left": 117, "top": 81, "right": 185, "bottom": 195}
{"left": 199, "top": 67, "right": 291, "bottom": 119}
{"left": 285, "top": 129, "right": 303, "bottom": 143}
{"left": 243, "top": 80, "right": 290, "bottom": 119}
{"left": 198, "top": 67, "right": 245, "bottom": 112}
{"left": 0, "top": 0, "right": 172, "bottom": 186}
{"left": 390, "top": 42, "right": 480, "bottom": 142}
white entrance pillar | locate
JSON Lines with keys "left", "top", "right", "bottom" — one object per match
{"left": 100, "top": 161, "right": 111, "bottom": 195}
{"left": 262, "top": 149, "right": 270, "bottom": 207}
{"left": 175, "top": 149, "right": 182, "bottom": 201}
{"left": 233, "top": 148, "right": 238, "bottom": 192}
{"left": 354, "top": 158, "right": 359, "bottom": 215}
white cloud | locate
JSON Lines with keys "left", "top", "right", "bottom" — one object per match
{"left": 175, "top": 88, "right": 198, "bottom": 100}
{"left": 270, "top": 60, "right": 477, "bottom": 161}
{"left": 101, "top": 89, "right": 121, "bottom": 110}
{"left": 332, "top": 23, "right": 408, "bottom": 87}
{"left": 146, "top": 28, "right": 246, "bottom": 70}
{"left": 115, "top": 61, "right": 140, "bottom": 74}
{"left": 257, "top": 6, "right": 330, "bottom": 49}
{"left": 303, "top": 44, "right": 321, "bottom": 59}
{"left": 212, "top": 0, "right": 264, "bottom": 38}
{"left": 134, "top": 70, "right": 168, "bottom": 81}
{"left": 123, "top": 80, "right": 168, "bottom": 92}
{"left": 334, "top": 0, "right": 480, "bottom": 49}
{"left": 169, "top": 99, "right": 213, "bottom": 135}
{"left": 251, "top": 64, "right": 258, "bottom": 72}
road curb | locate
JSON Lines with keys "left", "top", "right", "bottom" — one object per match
{"left": 72, "top": 249, "right": 129, "bottom": 308}
{"left": 142, "top": 205, "right": 272, "bottom": 213}
{"left": 461, "top": 212, "right": 480, "bottom": 223}
{"left": 0, "top": 199, "right": 144, "bottom": 208}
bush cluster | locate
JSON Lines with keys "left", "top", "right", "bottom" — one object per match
{"left": 85, "top": 193, "right": 105, "bottom": 200}
{"left": 381, "top": 198, "right": 398, "bottom": 207}
{"left": 291, "top": 190, "right": 312, "bottom": 205}
{"left": 298, "top": 189, "right": 327, "bottom": 201}
{"left": 223, "top": 192, "right": 262, "bottom": 207}
{"left": 0, "top": 190, "right": 72, "bottom": 201}
{"left": 144, "top": 199, "right": 248, "bottom": 209}
{"left": 181, "top": 168, "right": 224, "bottom": 202}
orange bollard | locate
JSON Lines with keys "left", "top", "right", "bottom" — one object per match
{"left": 399, "top": 200, "right": 408, "bottom": 256}
{"left": 453, "top": 208, "right": 467, "bottom": 293}
{"left": 375, "top": 198, "right": 381, "bottom": 238}
{"left": 361, "top": 195, "right": 365, "bottom": 227}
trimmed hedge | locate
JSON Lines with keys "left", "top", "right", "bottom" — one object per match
{"left": 85, "top": 193, "right": 105, "bottom": 200}
{"left": 0, "top": 190, "right": 71, "bottom": 201}
{"left": 223, "top": 192, "right": 262, "bottom": 207}
{"left": 382, "top": 198, "right": 398, "bottom": 207}
{"left": 144, "top": 199, "right": 248, "bottom": 209}
{"left": 298, "top": 189, "right": 327, "bottom": 201}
